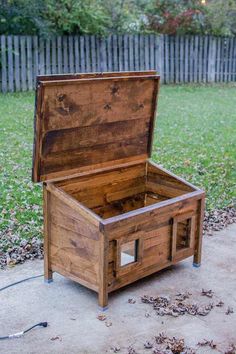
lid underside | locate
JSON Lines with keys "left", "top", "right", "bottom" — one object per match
{"left": 32, "top": 71, "right": 160, "bottom": 182}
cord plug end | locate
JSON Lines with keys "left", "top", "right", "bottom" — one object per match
{"left": 40, "top": 322, "right": 48, "bottom": 328}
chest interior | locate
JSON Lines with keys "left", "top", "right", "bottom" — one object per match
{"left": 55, "top": 161, "right": 195, "bottom": 220}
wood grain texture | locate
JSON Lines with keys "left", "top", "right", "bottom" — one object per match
{"left": 194, "top": 196, "right": 205, "bottom": 265}
{"left": 32, "top": 72, "right": 160, "bottom": 182}
{"left": 43, "top": 159, "right": 204, "bottom": 305}
{"left": 47, "top": 189, "right": 101, "bottom": 288}
{"left": 34, "top": 70, "right": 205, "bottom": 308}
{"left": 43, "top": 184, "right": 53, "bottom": 281}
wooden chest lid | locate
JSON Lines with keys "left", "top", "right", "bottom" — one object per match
{"left": 32, "top": 71, "right": 160, "bottom": 182}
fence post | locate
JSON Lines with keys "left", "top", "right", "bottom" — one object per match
{"left": 208, "top": 36, "right": 217, "bottom": 82}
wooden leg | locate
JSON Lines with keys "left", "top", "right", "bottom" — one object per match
{"left": 98, "top": 231, "right": 108, "bottom": 310}
{"left": 43, "top": 184, "right": 53, "bottom": 283}
{"left": 98, "top": 290, "right": 108, "bottom": 311}
{"left": 193, "top": 197, "right": 205, "bottom": 267}
{"left": 44, "top": 267, "right": 53, "bottom": 283}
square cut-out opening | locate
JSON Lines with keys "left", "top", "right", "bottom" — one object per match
{"left": 120, "top": 240, "right": 138, "bottom": 266}
{"left": 176, "top": 219, "right": 191, "bottom": 250}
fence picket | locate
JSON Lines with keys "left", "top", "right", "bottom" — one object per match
{"left": 144, "top": 35, "right": 149, "bottom": 70}
{"left": 14, "top": 36, "right": 20, "bottom": 91}
{"left": 179, "top": 36, "right": 184, "bottom": 82}
{"left": 189, "top": 36, "right": 193, "bottom": 82}
{"left": 215, "top": 37, "right": 220, "bottom": 82}
{"left": 39, "top": 38, "right": 45, "bottom": 75}
{"left": 124, "top": 34, "right": 129, "bottom": 71}
{"left": 51, "top": 37, "right": 57, "bottom": 74}
{"left": 193, "top": 36, "right": 198, "bottom": 83}
{"left": 100, "top": 37, "right": 107, "bottom": 72}
{"left": 79, "top": 36, "right": 85, "bottom": 72}
{"left": 57, "top": 36, "right": 62, "bottom": 74}
{"left": 1, "top": 35, "right": 7, "bottom": 93}
{"left": 198, "top": 36, "right": 203, "bottom": 82}
{"left": 164, "top": 35, "right": 169, "bottom": 83}
{"left": 63, "top": 36, "right": 68, "bottom": 73}
{"left": 90, "top": 35, "right": 96, "bottom": 72}
{"left": 176, "top": 36, "right": 180, "bottom": 83}
{"left": 107, "top": 35, "right": 112, "bottom": 71}
{"left": 128, "top": 35, "right": 134, "bottom": 71}
{"left": 26, "top": 36, "right": 33, "bottom": 90}
{"left": 20, "top": 36, "right": 27, "bottom": 91}
{"left": 118, "top": 35, "right": 123, "bottom": 71}
{"left": 158, "top": 35, "right": 164, "bottom": 80}
{"left": 149, "top": 34, "right": 154, "bottom": 70}
{"left": 208, "top": 36, "right": 216, "bottom": 82}
{"left": 85, "top": 35, "right": 91, "bottom": 72}
{"left": 169, "top": 36, "right": 174, "bottom": 83}
{"left": 1, "top": 34, "right": 236, "bottom": 92}
{"left": 219, "top": 38, "right": 223, "bottom": 82}
{"left": 233, "top": 38, "right": 236, "bottom": 81}
{"left": 139, "top": 35, "right": 144, "bottom": 71}
{"left": 203, "top": 36, "right": 208, "bottom": 82}
{"left": 134, "top": 34, "right": 139, "bottom": 71}
{"left": 96, "top": 36, "right": 101, "bottom": 71}
{"left": 46, "top": 39, "right": 51, "bottom": 75}
{"left": 69, "top": 35, "right": 74, "bottom": 73}
{"left": 229, "top": 37, "right": 234, "bottom": 82}
{"left": 7, "top": 36, "right": 14, "bottom": 92}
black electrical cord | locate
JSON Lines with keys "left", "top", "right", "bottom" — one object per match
{"left": 0, "top": 322, "right": 48, "bottom": 340}
{"left": 0, "top": 274, "right": 47, "bottom": 340}
{"left": 0, "top": 274, "right": 43, "bottom": 292}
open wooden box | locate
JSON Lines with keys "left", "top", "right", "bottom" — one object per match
{"left": 32, "top": 71, "right": 205, "bottom": 309}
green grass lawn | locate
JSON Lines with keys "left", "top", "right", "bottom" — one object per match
{"left": 0, "top": 85, "right": 235, "bottom": 245}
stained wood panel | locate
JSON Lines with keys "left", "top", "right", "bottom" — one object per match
{"left": 48, "top": 192, "right": 100, "bottom": 286}
{"left": 103, "top": 194, "right": 200, "bottom": 237}
{"left": 57, "top": 161, "right": 197, "bottom": 220}
{"left": 32, "top": 72, "right": 159, "bottom": 182}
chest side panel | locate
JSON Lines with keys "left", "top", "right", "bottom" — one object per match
{"left": 47, "top": 189, "right": 101, "bottom": 289}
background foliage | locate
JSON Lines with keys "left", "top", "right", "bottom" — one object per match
{"left": 0, "top": 0, "right": 236, "bottom": 37}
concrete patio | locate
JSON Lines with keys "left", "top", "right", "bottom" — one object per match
{"left": 0, "top": 224, "right": 235, "bottom": 354}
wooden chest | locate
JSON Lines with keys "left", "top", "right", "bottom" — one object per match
{"left": 32, "top": 71, "right": 205, "bottom": 309}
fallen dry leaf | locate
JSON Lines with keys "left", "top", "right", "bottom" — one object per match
{"left": 105, "top": 321, "right": 112, "bottom": 327}
{"left": 226, "top": 307, "right": 234, "bottom": 315}
{"left": 111, "top": 345, "right": 121, "bottom": 353}
{"left": 154, "top": 333, "right": 196, "bottom": 354}
{"left": 127, "top": 346, "right": 137, "bottom": 354}
{"left": 225, "top": 344, "right": 236, "bottom": 354}
{"left": 144, "top": 340, "right": 153, "bottom": 349}
{"left": 155, "top": 332, "right": 168, "bottom": 344}
{"left": 50, "top": 336, "right": 61, "bottom": 341}
{"left": 175, "top": 291, "right": 192, "bottom": 301}
{"left": 203, "top": 207, "right": 236, "bottom": 236}
{"left": 141, "top": 294, "right": 214, "bottom": 317}
{"left": 201, "top": 289, "right": 214, "bottom": 298}
{"left": 128, "top": 298, "right": 136, "bottom": 304}
{"left": 198, "top": 339, "right": 217, "bottom": 349}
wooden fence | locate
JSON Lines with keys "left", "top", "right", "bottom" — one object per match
{"left": 1, "top": 34, "right": 236, "bottom": 92}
